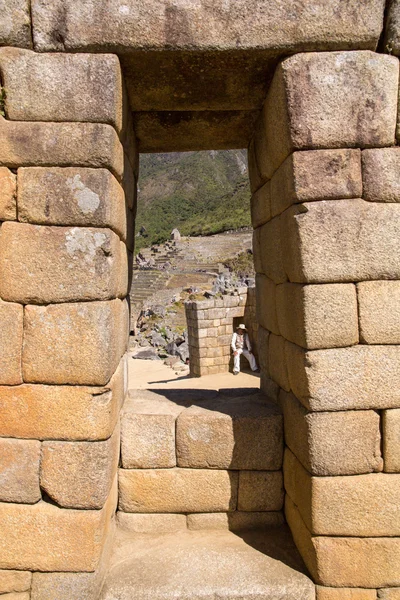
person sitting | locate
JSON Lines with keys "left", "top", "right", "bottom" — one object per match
{"left": 231, "top": 324, "right": 259, "bottom": 375}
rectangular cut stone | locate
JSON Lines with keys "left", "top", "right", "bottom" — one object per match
{"left": 0, "top": 300, "right": 23, "bottom": 385}
{"left": 0, "top": 571, "right": 32, "bottom": 594}
{"left": 383, "top": 409, "right": 400, "bottom": 473}
{"left": 269, "top": 334, "right": 289, "bottom": 391}
{"left": 378, "top": 590, "right": 400, "bottom": 600}
{"left": 0, "top": 118, "right": 124, "bottom": 181}
{"left": 187, "top": 511, "right": 284, "bottom": 531}
{"left": 358, "top": 281, "right": 400, "bottom": 344}
{"left": 281, "top": 391, "right": 382, "bottom": 476}
{"left": 0, "top": 359, "right": 124, "bottom": 440}
{"left": 257, "top": 326, "right": 269, "bottom": 376}
{"left": 251, "top": 181, "right": 271, "bottom": 228}
{"left": 256, "top": 274, "right": 279, "bottom": 335}
{"left": 0, "top": 0, "right": 31, "bottom": 47}
{"left": 0, "top": 168, "right": 17, "bottom": 221}
{"left": 282, "top": 200, "right": 400, "bottom": 283}
{"left": 0, "top": 223, "right": 127, "bottom": 303}
{"left": 117, "top": 512, "right": 187, "bottom": 534}
{"left": 238, "top": 471, "right": 284, "bottom": 512}
{"left": 1, "top": 593, "right": 30, "bottom": 599}
{"left": 252, "top": 227, "right": 263, "bottom": 273}
{"left": 0, "top": 483, "right": 116, "bottom": 572}
{"left": 286, "top": 342, "right": 400, "bottom": 411}
{"left": 276, "top": 283, "right": 358, "bottom": 349}
{"left": 0, "top": 48, "right": 123, "bottom": 132}
{"left": 40, "top": 427, "right": 119, "bottom": 509}
{"left": 18, "top": 167, "right": 127, "bottom": 239}
{"left": 271, "top": 149, "right": 362, "bottom": 217}
{"left": 259, "top": 216, "right": 287, "bottom": 284}
{"left": 23, "top": 299, "right": 128, "bottom": 385}
{"left": 118, "top": 468, "right": 238, "bottom": 513}
{"left": 176, "top": 396, "right": 282, "bottom": 470}
{"left": 362, "top": 148, "right": 400, "bottom": 202}
{"left": 31, "top": 571, "right": 101, "bottom": 600}
{"left": 316, "top": 586, "right": 377, "bottom": 600}
{"left": 0, "top": 439, "right": 41, "bottom": 504}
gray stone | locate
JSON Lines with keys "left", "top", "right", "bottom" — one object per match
{"left": 362, "top": 148, "right": 400, "bottom": 202}
{"left": 0, "top": 0, "right": 32, "bottom": 47}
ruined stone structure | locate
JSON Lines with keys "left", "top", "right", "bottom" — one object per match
{"left": 1, "top": 1, "right": 400, "bottom": 599}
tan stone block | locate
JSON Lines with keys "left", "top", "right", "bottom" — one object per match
{"left": 316, "top": 586, "right": 377, "bottom": 600}
{"left": 378, "top": 589, "right": 400, "bottom": 600}
{"left": 252, "top": 227, "right": 263, "bottom": 274}
{"left": 0, "top": 571, "right": 31, "bottom": 594}
{"left": 187, "top": 511, "right": 284, "bottom": 531}
{"left": 0, "top": 0, "right": 31, "bottom": 47}
{"left": 383, "top": 409, "right": 400, "bottom": 473}
{"left": 281, "top": 391, "right": 382, "bottom": 476}
{"left": 0, "top": 48, "right": 123, "bottom": 131}
{"left": 18, "top": 167, "right": 127, "bottom": 239}
{"left": 31, "top": 572, "right": 100, "bottom": 600}
{"left": 238, "top": 471, "right": 284, "bottom": 512}
{"left": 0, "top": 168, "right": 17, "bottom": 221}
{"left": 0, "top": 482, "right": 117, "bottom": 571}
{"left": 282, "top": 199, "right": 400, "bottom": 283}
{"left": 221, "top": 295, "right": 240, "bottom": 308}
{"left": 119, "top": 468, "right": 238, "bottom": 513}
{"left": 207, "top": 365, "right": 224, "bottom": 375}
{"left": 208, "top": 308, "right": 225, "bottom": 320}
{"left": 0, "top": 222, "right": 127, "bottom": 303}
{"left": 1, "top": 593, "right": 30, "bottom": 600}
{"left": 358, "top": 281, "right": 400, "bottom": 344}
{"left": 256, "top": 274, "right": 279, "bottom": 335}
{"left": 0, "top": 359, "right": 124, "bottom": 441}
{"left": 117, "top": 512, "right": 186, "bottom": 534}
{"left": 0, "top": 118, "right": 124, "bottom": 181}
{"left": 286, "top": 342, "right": 400, "bottom": 411}
{"left": 206, "top": 328, "right": 218, "bottom": 337}
{"left": 0, "top": 300, "right": 23, "bottom": 385}
{"left": 269, "top": 334, "right": 289, "bottom": 392}
{"left": 362, "top": 148, "right": 400, "bottom": 203}
{"left": 0, "top": 439, "right": 41, "bottom": 504}
{"left": 276, "top": 283, "right": 359, "bottom": 349}
{"left": 257, "top": 326, "right": 269, "bottom": 376}
{"left": 271, "top": 149, "right": 362, "bottom": 217}
{"left": 23, "top": 299, "right": 128, "bottom": 385}
{"left": 40, "top": 427, "right": 119, "bottom": 509}
{"left": 251, "top": 181, "right": 271, "bottom": 228}
{"left": 259, "top": 217, "right": 287, "bottom": 284}
{"left": 248, "top": 138, "right": 264, "bottom": 194}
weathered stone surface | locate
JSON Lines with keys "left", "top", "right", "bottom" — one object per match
{"left": 1, "top": 593, "right": 30, "bottom": 599}
{"left": 276, "top": 283, "right": 358, "bottom": 349}
{"left": 252, "top": 227, "right": 263, "bottom": 273}
{"left": 0, "top": 168, "right": 17, "bottom": 221}
{"left": 0, "top": 483, "right": 117, "bottom": 571}
{"left": 358, "top": 281, "right": 400, "bottom": 344}
{"left": 259, "top": 216, "right": 286, "bottom": 284}
{"left": 383, "top": 409, "right": 400, "bottom": 473}
{"left": 40, "top": 427, "right": 119, "bottom": 509}
{"left": 0, "top": 571, "right": 31, "bottom": 594}
{"left": 257, "top": 326, "right": 269, "bottom": 376}
{"left": 269, "top": 334, "right": 290, "bottom": 392}
{"left": 385, "top": 0, "right": 400, "bottom": 55}
{"left": 362, "top": 148, "right": 400, "bottom": 202}
{"left": 282, "top": 200, "right": 400, "bottom": 283}
{"left": 0, "top": 118, "right": 124, "bottom": 181}
{"left": 0, "top": 48, "right": 123, "bottom": 131}
{"left": 271, "top": 149, "right": 362, "bottom": 217}
{"left": 0, "top": 439, "right": 41, "bottom": 504}
{"left": 31, "top": 572, "right": 100, "bottom": 600}
{"left": 176, "top": 395, "right": 283, "bottom": 471}
{"left": 378, "top": 590, "right": 400, "bottom": 600}
{"left": 286, "top": 342, "right": 400, "bottom": 411}
{"left": 0, "top": 359, "right": 124, "bottom": 440}
{"left": 0, "top": 222, "right": 127, "bottom": 303}
{"left": 0, "top": 300, "right": 23, "bottom": 385}
{"left": 18, "top": 167, "right": 127, "bottom": 239}
{"left": 251, "top": 182, "right": 271, "bottom": 228}
{"left": 187, "top": 511, "right": 284, "bottom": 531}
{"left": 256, "top": 274, "right": 279, "bottom": 335}
{"left": 248, "top": 139, "right": 263, "bottom": 194}
{"left": 23, "top": 299, "right": 128, "bottom": 385}
{"left": 238, "top": 471, "right": 284, "bottom": 512}
{"left": 316, "top": 586, "right": 376, "bottom": 600}
{"left": 0, "top": 0, "right": 31, "bottom": 47}
{"left": 119, "top": 468, "right": 238, "bottom": 513}
{"left": 117, "top": 512, "right": 187, "bottom": 534}
{"left": 281, "top": 391, "right": 382, "bottom": 476}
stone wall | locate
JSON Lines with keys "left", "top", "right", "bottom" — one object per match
{"left": 249, "top": 49, "right": 400, "bottom": 598}
{"left": 185, "top": 289, "right": 257, "bottom": 376}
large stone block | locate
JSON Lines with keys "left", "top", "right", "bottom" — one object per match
{"left": 259, "top": 216, "right": 286, "bottom": 284}
{"left": 0, "top": 167, "right": 17, "bottom": 221}
{"left": 358, "top": 281, "right": 400, "bottom": 344}
{"left": 248, "top": 139, "right": 263, "bottom": 194}
{"left": 316, "top": 587, "right": 377, "bottom": 600}
{"left": 117, "top": 512, "right": 187, "bottom": 534}
{"left": 0, "top": 482, "right": 116, "bottom": 571}
{"left": 251, "top": 182, "right": 271, "bottom": 228}
{"left": 1, "top": 593, "right": 30, "bottom": 599}
{"left": 282, "top": 199, "right": 400, "bottom": 283}
{"left": 0, "top": 359, "right": 125, "bottom": 441}
{"left": 0, "top": 439, "right": 41, "bottom": 504}
{"left": 281, "top": 391, "right": 382, "bottom": 476}
{"left": 362, "top": 148, "right": 400, "bottom": 202}
{"left": 0, "top": 571, "right": 31, "bottom": 594}
{"left": 276, "top": 283, "right": 359, "bottom": 349}
{"left": 0, "top": 300, "right": 23, "bottom": 385}
{"left": 257, "top": 326, "right": 269, "bottom": 376}
{"left": 18, "top": 167, "right": 127, "bottom": 240}
{"left": 256, "top": 274, "right": 279, "bottom": 335}
{"left": 383, "top": 409, "right": 400, "bottom": 473}
{"left": 119, "top": 468, "right": 238, "bottom": 513}
{"left": 271, "top": 149, "right": 362, "bottom": 217}
{"left": 238, "top": 471, "right": 284, "bottom": 512}
{"left": 31, "top": 572, "right": 100, "bottom": 600}
{"left": 186, "top": 511, "right": 284, "bottom": 531}
{"left": 0, "top": 48, "right": 123, "bottom": 132}
{"left": 23, "top": 299, "right": 128, "bottom": 386}
{"left": 0, "top": 222, "right": 127, "bottom": 303}
{"left": 268, "top": 334, "right": 289, "bottom": 392}
{"left": 0, "top": 118, "right": 124, "bottom": 181}
{"left": 378, "top": 590, "right": 400, "bottom": 600}
{"left": 0, "top": 0, "right": 31, "bottom": 47}
{"left": 176, "top": 395, "right": 282, "bottom": 471}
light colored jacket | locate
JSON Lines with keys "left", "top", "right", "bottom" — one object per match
{"left": 231, "top": 332, "right": 251, "bottom": 352}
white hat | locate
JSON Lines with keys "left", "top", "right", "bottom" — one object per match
{"left": 236, "top": 324, "right": 247, "bottom": 331}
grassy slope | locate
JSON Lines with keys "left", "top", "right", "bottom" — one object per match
{"left": 135, "top": 150, "right": 251, "bottom": 250}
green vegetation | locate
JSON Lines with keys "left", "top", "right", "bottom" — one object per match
{"left": 135, "top": 150, "right": 251, "bottom": 250}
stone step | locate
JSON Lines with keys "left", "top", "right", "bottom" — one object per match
{"left": 100, "top": 526, "right": 315, "bottom": 600}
